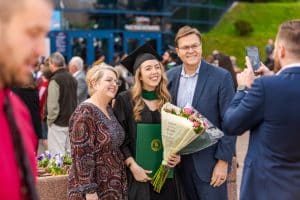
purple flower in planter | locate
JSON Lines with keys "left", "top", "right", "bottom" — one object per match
{"left": 54, "top": 153, "right": 62, "bottom": 160}
{"left": 55, "top": 159, "right": 63, "bottom": 167}
{"left": 45, "top": 151, "right": 51, "bottom": 159}
{"left": 38, "top": 153, "right": 45, "bottom": 161}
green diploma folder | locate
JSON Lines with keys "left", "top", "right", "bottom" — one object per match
{"left": 136, "top": 123, "right": 173, "bottom": 178}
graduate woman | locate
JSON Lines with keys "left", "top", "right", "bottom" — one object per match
{"left": 113, "top": 43, "right": 185, "bottom": 200}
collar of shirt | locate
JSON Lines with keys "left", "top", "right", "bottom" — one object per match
{"left": 276, "top": 63, "right": 300, "bottom": 75}
{"left": 181, "top": 62, "right": 201, "bottom": 78}
{"left": 73, "top": 70, "right": 80, "bottom": 77}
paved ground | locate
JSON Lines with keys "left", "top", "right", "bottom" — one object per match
{"left": 236, "top": 132, "right": 250, "bottom": 198}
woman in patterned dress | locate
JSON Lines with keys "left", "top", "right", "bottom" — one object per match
{"left": 68, "top": 65, "right": 128, "bottom": 200}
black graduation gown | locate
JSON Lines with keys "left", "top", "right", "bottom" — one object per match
{"left": 113, "top": 91, "right": 186, "bottom": 200}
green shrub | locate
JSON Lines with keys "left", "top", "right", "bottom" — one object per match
{"left": 234, "top": 20, "right": 254, "bottom": 36}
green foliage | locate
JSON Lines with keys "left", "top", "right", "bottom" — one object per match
{"left": 37, "top": 152, "right": 72, "bottom": 176}
{"left": 234, "top": 20, "right": 254, "bottom": 36}
{"left": 202, "top": 2, "right": 300, "bottom": 68}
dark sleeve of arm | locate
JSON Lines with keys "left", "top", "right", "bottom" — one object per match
{"left": 223, "top": 78, "right": 265, "bottom": 136}
{"left": 215, "top": 72, "right": 237, "bottom": 162}
{"left": 113, "top": 94, "right": 133, "bottom": 159}
{"left": 69, "top": 108, "right": 98, "bottom": 193}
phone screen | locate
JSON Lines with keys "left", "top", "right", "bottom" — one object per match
{"left": 246, "top": 46, "right": 260, "bottom": 71}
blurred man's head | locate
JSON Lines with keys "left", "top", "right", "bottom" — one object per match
{"left": 69, "top": 56, "right": 84, "bottom": 75}
{"left": 0, "top": 0, "right": 52, "bottom": 88}
{"left": 162, "top": 49, "right": 177, "bottom": 65}
{"left": 273, "top": 20, "right": 300, "bottom": 72}
{"left": 48, "top": 52, "right": 66, "bottom": 73}
{"left": 268, "top": 39, "right": 274, "bottom": 45}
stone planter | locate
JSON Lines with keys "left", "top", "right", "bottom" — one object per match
{"left": 37, "top": 175, "right": 68, "bottom": 200}
{"left": 36, "top": 158, "right": 237, "bottom": 200}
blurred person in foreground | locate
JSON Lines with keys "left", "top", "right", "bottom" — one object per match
{"left": 0, "top": 0, "right": 52, "bottom": 199}
{"left": 68, "top": 65, "right": 127, "bottom": 200}
{"left": 113, "top": 43, "right": 183, "bottom": 200}
{"left": 167, "top": 26, "right": 236, "bottom": 200}
{"left": 223, "top": 20, "right": 300, "bottom": 200}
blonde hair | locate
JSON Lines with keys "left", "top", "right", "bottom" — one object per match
{"left": 86, "top": 65, "right": 119, "bottom": 96}
{"left": 131, "top": 62, "right": 171, "bottom": 121}
{"left": 175, "top": 25, "right": 202, "bottom": 47}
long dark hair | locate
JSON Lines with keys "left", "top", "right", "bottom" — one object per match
{"left": 214, "top": 53, "right": 238, "bottom": 89}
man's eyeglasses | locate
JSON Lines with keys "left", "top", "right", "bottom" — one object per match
{"left": 105, "top": 78, "right": 122, "bottom": 86}
{"left": 178, "top": 43, "right": 201, "bottom": 51}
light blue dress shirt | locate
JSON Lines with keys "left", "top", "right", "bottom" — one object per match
{"left": 177, "top": 64, "right": 200, "bottom": 108}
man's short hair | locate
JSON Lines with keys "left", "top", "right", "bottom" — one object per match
{"left": 0, "top": 0, "right": 52, "bottom": 23}
{"left": 277, "top": 20, "right": 300, "bottom": 58}
{"left": 175, "top": 26, "right": 202, "bottom": 47}
{"left": 69, "top": 56, "right": 84, "bottom": 71}
{"left": 49, "top": 52, "right": 66, "bottom": 68}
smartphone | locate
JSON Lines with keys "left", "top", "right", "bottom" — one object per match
{"left": 245, "top": 46, "right": 260, "bottom": 71}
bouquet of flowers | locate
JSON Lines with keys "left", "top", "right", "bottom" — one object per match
{"left": 151, "top": 103, "right": 224, "bottom": 192}
{"left": 37, "top": 151, "right": 72, "bottom": 176}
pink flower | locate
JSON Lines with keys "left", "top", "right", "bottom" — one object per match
{"left": 188, "top": 115, "right": 195, "bottom": 121}
{"left": 183, "top": 107, "right": 193, "bottom": 115}
{"left": 193, "top": 121, "right": 200, "bottom": 128}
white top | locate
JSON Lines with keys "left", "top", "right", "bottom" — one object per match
{"left": 276, "top": 63, "right": 300, "bottom": 75}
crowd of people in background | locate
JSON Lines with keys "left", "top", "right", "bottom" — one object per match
{"left": 30, "top": 40, "right": 249, "bottom": 157}
{"left": 2, "top": 1, "right": 300, "bottom": 200}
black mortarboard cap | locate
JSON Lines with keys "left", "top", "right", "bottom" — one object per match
{"left": 120, "top": 42, "right": 162, "bottom": 74}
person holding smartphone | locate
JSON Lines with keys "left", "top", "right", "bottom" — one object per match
{"left": 223, "top": 20, "right": 300, "bottom": 200}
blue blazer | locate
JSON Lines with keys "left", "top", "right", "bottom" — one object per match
{"left": 223, "top": 67, "right": 300, "bottom": 200}
{"left": 167, "top": 60, "right": 236, "bottom": 181}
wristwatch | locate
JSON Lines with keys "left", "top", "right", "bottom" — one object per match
{"left": 237, "top": 85, "right": 248, "bottom": 91}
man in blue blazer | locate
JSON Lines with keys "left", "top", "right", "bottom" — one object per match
{"left": 167, "top": 26, "right": 236, "bottom": 200}
{"left": 223, "top": 20, "right": 300, "bottom": 200}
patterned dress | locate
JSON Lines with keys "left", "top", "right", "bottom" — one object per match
{"left": 68, "top": 102, "right": 128, "bottom": 200}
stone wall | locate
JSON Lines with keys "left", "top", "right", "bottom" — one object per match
{"left": 37, "top": 175, "right": 68, "bottom": 200}
{"left": 37, "top": 159, "right": 237, "bottom": 200}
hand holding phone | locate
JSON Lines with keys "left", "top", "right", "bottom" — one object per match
{"left": 245, "top": 46, "right": 260, "bottom": 72}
